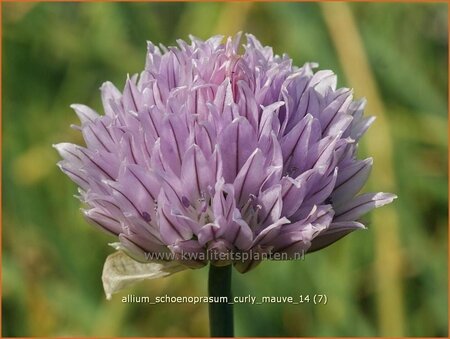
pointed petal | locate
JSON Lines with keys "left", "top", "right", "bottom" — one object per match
{"left": 212, "top": 178, "right": 235, "bottom": 222}
{"left": 280, "top": 170, "right": 315, "bottom": 217}
{"left": 281, "top": 114, "right": 314, "bottom": 163}
{"left": 253, "top": 217, "right": 290, "bottom": 246}
{"left": 236, "top": 81, "right": 259, "bottom": 129}
{"left": 308, "top": 221, "right": 365, "bottom": 252}
{"left": 218, "top": 117, "right": 258, "bottom": 182}
{"left": 158, "top": 201, "right": 193, "bottom": 244}
{"left": 304, "top": 168, "right": 338, "bottom": 206}
{"left": 332, "top": 158, "right": 373, "bottom": 206}
{"left": 83, "top": 208, "right": 121, "bottom": 236}
{"left": 169, "top": 240, "right": 207, "bottom": 268}
{"left": 159, "top": 114, "right": 189, "bottom": 175}
{"left": 233, "top": 149, "right": 267, "bottom": 205}
{"left": 213, "top": 79, "right": 234, "bottom": 116}
{"left": 334, "top": 192, "right": 397, "bottom": 221}
{"left": 181, "top": 144, "right": 212, "bottom": 200}
{"left": 257, "top": 184, "right": 283, "bottom": 228}
{"left": 70, "top": 104, "right": 99, "bottom": 124}
{"left": 100, "top": 81, "right": 122, "bottom": 117}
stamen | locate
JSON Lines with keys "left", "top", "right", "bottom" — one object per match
{"left": 287, "top": 166, "right": 298, "bottom": 177}
{"left": 141, "top": 211, "right": 152, "bottom": 222}
{"left": 198, "top": 191, "right": 206, "bottom": 203}
{"left": 200, "top": 201, "right": 208, "bottom": 213}
{"left": 250, "top": 205, "right": 262, "bottom": 226}
{"left": 181, "top": 196, "right": 191, "bottom": 208}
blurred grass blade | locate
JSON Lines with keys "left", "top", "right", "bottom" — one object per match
{"left": 320, "top": 2, "right": 405, "bottom": 336}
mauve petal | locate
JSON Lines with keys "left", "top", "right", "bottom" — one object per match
{"left": 188, "top": 84, "right": 211, "bottom": 117}
{"left": 71, "top": 104, "right": 99, "bottom": 124}
{"left": 83, "top": 207, "right": 122, "bottom": 235}
{"left": 78, "top": 148, "right": 119, "bottom": 180}
{"left": 345, "top": 98, "right": 366, "bottom": 127}
{"left": 304, "top": 204, "right": 334, "bottom": 229}
{"left": 311, "top": 70, "right": 337, "bottom": 93}
{"left": 150, "top": 139, "right": 175, "bottom": 176}
{"left": 332, "top": 158, "right": 373, "bottom": 206}
{"left": 169, "top": 240, "right": 207, "bottom": 268}
{"left": 84, "top": 191, "right": 125, "bottom": 219}
{"left": 236, "top": 81, "right": 259, "bottom": 128}
{"left": 118, "top": 133, "right": 145, "bottom": 166}
{"left": 100, "top": 81, "right": 122, "bottom": 117}
{"left": 233, "top": 149, "right": 267, "bottom": 206}
{"left": 123, "top": 77, "right": 142, "bottom": 113}
{"left": 281, "top": 114, "right": 314, "bottom": 162}
{"left": 118, "top": 231, "right": 170, "bottom": 261}
{"left": 119, "top": 165, "right": 160, "bottom": 210}
{"left": 211, "top": 70, "right": 232, "bottom": 99}
{"left": 280, "top": 171, "right": 313, "bottom": 217}
{"left": 304, "top": 168, "right": 338, "bottom": 206}
{"left": 159, "top": 173, "right": 185, "bottom": 211}
{"left": 280, "top": 66, "right": 314, "bottom": 133}
{"left": 218, "top": 117, "right": 258, "bottom": 182}
{"left": 261, "top": 132, "right": 284, "bottom": 170}
{"left": 270, "top": 224, "right": 316, "bottom": 258}
{"left": 181, "top": 144, "right": 213, "bottom": 200}
{"left": 138, "top": 106, "right": 163, "bottom": 142}
{"left": 159, "top": 115, "right": 190, "bottom": 175}
{"left": 320, "top": 90, "right": 353, "bottom": 133}
{"left": 110, "top": 234, "right": 150, "bottom": 263}
{"left": 351, "top": 116, "right": 376, "bottom": 141}
{"left": 306, "top": 135, "right": 340, "bottom": 171}
{"left": 334, "top": 192, "right": 397, "bottom": 222}
{"left": 148, "top": 80, "right": 166, "bottom": 111}
{"left": 82, "top": 119, "right": 117, "bottom": 153}
{"left": 208, "top": 214, "right": 253, "bottom": 251}
{"left": 170, "top": 210, "right": 202, "bottom": 234}
{"left": 325, "top": 114, "right": 353, "bottom": 137}
{"left": 253, "top": 217, "right": 290, "bottom": 246}
{"left": 245, "top": 33, "right": 274, "bottom": 60}
{"left": 258, "top": 102, "right": 283, "bottom": 139}
{"left": 207, "top": 239, "right": 234, "bottom": 266}
{"left": 103, "top": 180, "right": 149, "bottom": 222}
{"left": 233, "top": 245, "right": 266, "bottom": 273}
{"left": 257, "top": 184, "right": 283, "bottom": 228}
{"left": 158, "top": 201, "right": 193, "bottom": 244}
{"left": 54, "top": 142, "right": 82, "bottom": 164}
{"left": 284, "top": 116, "right": 322, "bottom": 174}
{"left": 123, "top": 214, "right": 164, "bottom": 245}
{"left": 226, "top": 213, "right": 253, "bottom": 250}
{"left": 308, "top": 221, "right": 365, "bottom": 252}
{"left": 210, "top": 146, "right": 224, "bottom": 182}
{"left": 57, "top": 162, "right": 89, "bottom": 190}
{"left": 193, "top": 121, "right": 216, "bottom": 156}
{"left": 212, "top": 178, "right": 235, "bottom": 222}
{"left": 198, "top": 223, "right": 220, "bottom": 247}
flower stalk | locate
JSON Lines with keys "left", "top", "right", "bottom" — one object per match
{"left": 208, "top": 264, "right": 234, "bottom": 337}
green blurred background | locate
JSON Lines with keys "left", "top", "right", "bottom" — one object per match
{"left": 2, "top": 2, "right": 448, "bottom": 337}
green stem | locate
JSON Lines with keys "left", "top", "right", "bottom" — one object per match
{"left": 208, "top": 264, "right": 234, "bottom": 337}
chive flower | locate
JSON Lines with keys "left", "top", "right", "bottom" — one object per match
{"left": 55, "top": 33, "right": 395, "bottom": 287}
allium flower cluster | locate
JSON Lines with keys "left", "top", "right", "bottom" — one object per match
{"left": 55, "top": 34, "right": 395, "bottom": 273}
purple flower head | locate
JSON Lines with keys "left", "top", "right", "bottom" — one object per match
{"left": 55, "top": 33, "right": 396, "bottom": 274}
